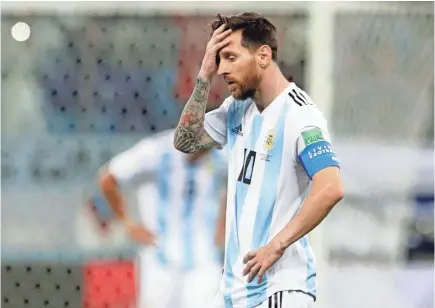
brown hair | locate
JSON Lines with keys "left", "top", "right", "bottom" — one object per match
{"left": 211, "top": 12, "right": 278, "bottom": 61}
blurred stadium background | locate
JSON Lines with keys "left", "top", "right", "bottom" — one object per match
{"left": 1, "top": 1, "right": 434, "bottom": 308}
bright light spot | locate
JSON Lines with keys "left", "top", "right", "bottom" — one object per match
{"left": 11, "top": 22, "right": 31, "bottom": 42}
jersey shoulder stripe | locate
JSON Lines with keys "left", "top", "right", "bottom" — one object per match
{"left": 287, "top": 86, "right": 314, "bottom": 106}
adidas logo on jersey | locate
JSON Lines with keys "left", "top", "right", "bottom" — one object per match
{"left": 231, "top": 124, "right": 243, "bottom": 136}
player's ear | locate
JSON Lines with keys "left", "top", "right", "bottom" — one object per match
{"left": 257, "top": 45, "right": 272, "bottom": 68}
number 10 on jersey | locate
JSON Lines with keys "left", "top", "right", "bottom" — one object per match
{"left": 237, "top": 149, "right": 257, "bottom": 185}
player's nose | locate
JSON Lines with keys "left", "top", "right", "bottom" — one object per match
{"left": 217, "top": 61, "right": 229, "bottom": 76}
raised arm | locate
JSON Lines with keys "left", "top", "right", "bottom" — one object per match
{"left": 174, "top": 24, "right": 232, "bottom": 153}
{"left": 173, "top": 76, "right": 218, "bottom": 153}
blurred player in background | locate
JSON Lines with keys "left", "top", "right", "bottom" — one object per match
{"left": 174, "top": 12, "right": 344, "bottom": 308}
{"left": 96, "top": 129, "right": 227, "bottom": 308}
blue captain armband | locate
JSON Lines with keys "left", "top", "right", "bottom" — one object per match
{"left": 298, "top": 140, "right": 340, "bottom": 180}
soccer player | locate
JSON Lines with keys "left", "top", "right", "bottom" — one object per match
{"left": 173, "top": 12, "right": 344, "bottom": 308}
{"left": 97, "top": 129, "right": 227, "bottom": 308}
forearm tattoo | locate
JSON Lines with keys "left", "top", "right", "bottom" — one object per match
{"left": 174, "top": 126, "right": 210, "bottom": 153}
{"left": 174, "top": 76, "right": 214, "bottom": 153}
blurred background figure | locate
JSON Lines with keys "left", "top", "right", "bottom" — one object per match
{"left": 96, "top": 128, "right": 227, "bottom": 308}
{"left": 1, "top": 2, "right": 433, "bottom": 308}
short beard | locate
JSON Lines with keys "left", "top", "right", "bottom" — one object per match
{"left": 234, "top": 72, "right": 260, "bottom": 100}
{"left": 236, "top": 87, "right": 256, "bottom": 100}
{"left": 231, "top": 58, "right": 261, "bottom": 100}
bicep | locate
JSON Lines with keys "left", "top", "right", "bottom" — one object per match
{"left": 309, "top": 166, "right": 344, "bottom": 205}
{"left": 311, "top": 166, "right": 342, "bottom": 191}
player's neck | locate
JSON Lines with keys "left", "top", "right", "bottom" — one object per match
{"left": 253, "top": 66, "right": 290, "bottom": 113}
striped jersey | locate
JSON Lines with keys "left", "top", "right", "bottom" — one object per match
{"left": 108, "top": 129, "right": 227, "bottom": 269}
{"left": 204, "top": 82, "right": 340, "bottom": 308}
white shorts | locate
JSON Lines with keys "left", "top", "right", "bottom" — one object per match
{"left": 210, "top": 290, "right": 314, "bottom": 308}
{"left": 136, "top": 253, "right": 222, "bottom": 308}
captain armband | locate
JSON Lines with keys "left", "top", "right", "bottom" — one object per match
{"left": 297, "top": 127, "right": 340, "bottom": 180}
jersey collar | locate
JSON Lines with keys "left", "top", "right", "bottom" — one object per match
{"left": 255, "top": 83, "right": 295, "bottom": 116}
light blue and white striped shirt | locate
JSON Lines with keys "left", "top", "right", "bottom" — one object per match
{"left": 204, "top": 83, "right": 340, "bottom": 308}
{"left": 109, "top": 129, "right": 227, "bottom": 270}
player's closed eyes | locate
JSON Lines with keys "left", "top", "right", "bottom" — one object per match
{"left": 220, "top": 51, "right": 237, "bottom": 61}
{"left": 222, "top": 55, "right": 236, "bottom": 63}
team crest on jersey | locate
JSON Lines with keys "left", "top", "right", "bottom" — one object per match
{"left": 263, "top": 129, "right": 275, "bottom": 152}
{"left": 260, "top": 129, "right": 274, "bottom": 162}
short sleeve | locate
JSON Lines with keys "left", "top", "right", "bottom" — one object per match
{"left": 204, "top": 96, "right": 234, "bottom": 147}
{"left": 108, "top": 137, "right": 162, "bottom": 185}
{"left": 291, "top": 106, "right": 340, "bottom": 180}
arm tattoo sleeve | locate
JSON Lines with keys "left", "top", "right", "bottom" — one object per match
{"left": 174, "top": 76, "right": 215, "bottom": 153}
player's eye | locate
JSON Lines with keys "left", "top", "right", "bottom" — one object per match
{"left": 228, "top": 56, "right": 236, "bottom": 62}
{"left": 216, "top": 54, "right": 221, "bottom": 66}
